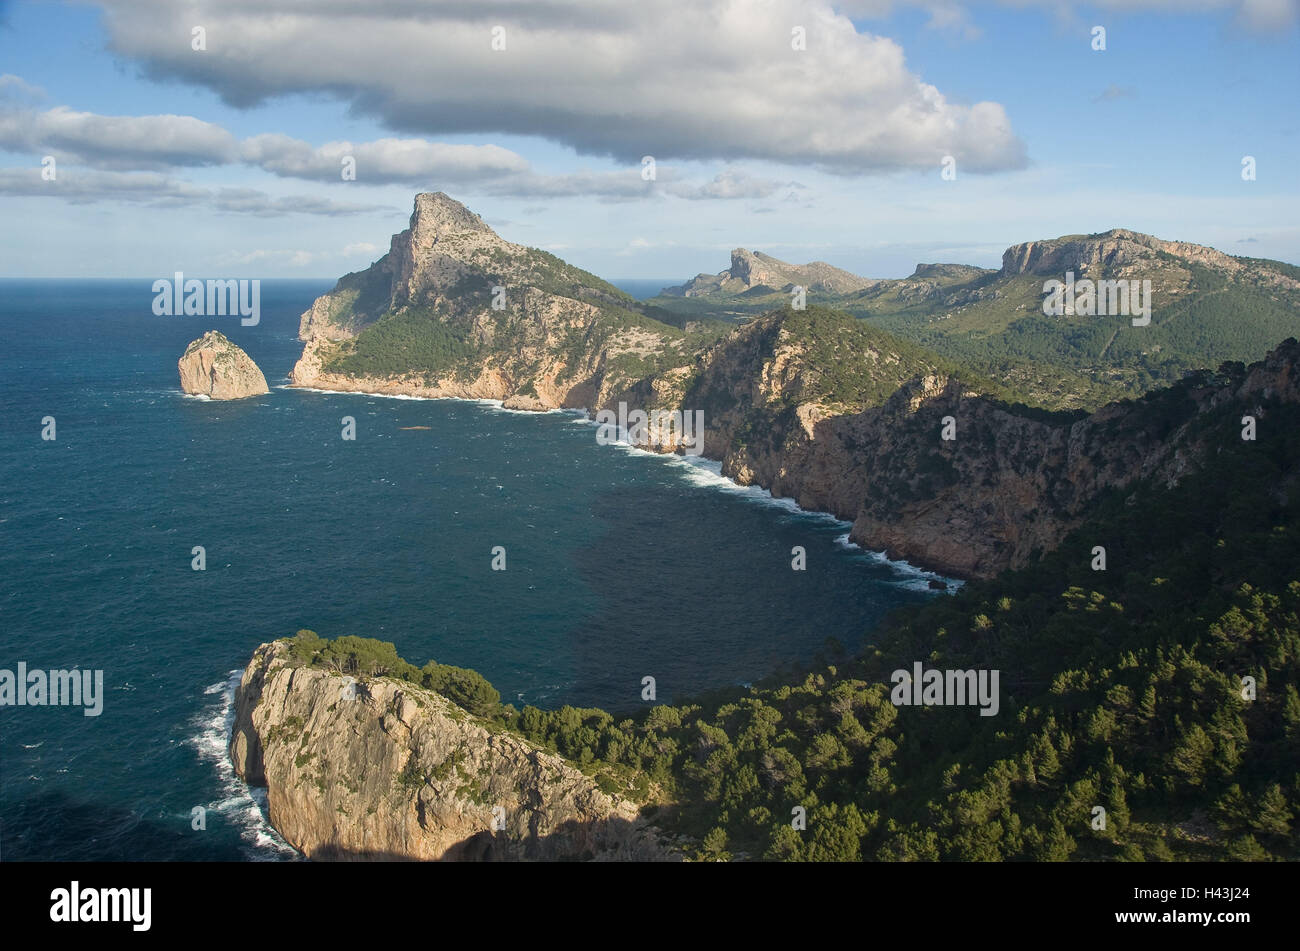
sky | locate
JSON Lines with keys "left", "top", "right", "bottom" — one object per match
{"left": 0, "top": 0, "right": 1297, "bottom": 282}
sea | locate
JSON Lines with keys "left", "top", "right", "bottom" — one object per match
{"left": 0, "top": 278, "right": 950, "bottom": 860}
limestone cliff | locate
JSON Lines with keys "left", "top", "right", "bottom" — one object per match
{"left": 1000, "top": 228, "right": 1300, "bottom": 290}
{"left": 229, "top": 641, "right": 674, "bottom": 861}
{"left": 178, "top": 330, "right": 269, "bottom": 400}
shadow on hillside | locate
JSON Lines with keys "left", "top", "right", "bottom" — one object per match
{"left": 310, "top": 812, "right": 676, "bottom": 862}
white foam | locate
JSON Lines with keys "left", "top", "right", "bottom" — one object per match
{"left": 565, "top": 413, "right": 957, "bottom": 583}
{"left": 481, "top": 402, "right": 570, "bottom": 417}
{"left": 656, "top": 448, "right": 961, "bottom": 586}
{"left": 189, "top": 671, "right": 299, "bottom": 861}
{"left": 834, "top": 533, "right": 964, "bottom": 590}
{"left": 292, "top": 385, "right": 438, "bottom": 401}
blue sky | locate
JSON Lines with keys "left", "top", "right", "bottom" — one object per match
{"left": 1, "top": 0, "right": 1296, "bottom": 282}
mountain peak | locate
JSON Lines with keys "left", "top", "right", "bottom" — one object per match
{"left": 410, "top": 192, "right": 494, "bottom": 239}
{"left": 729, "top": 248, "right": 787, "bottom": 284}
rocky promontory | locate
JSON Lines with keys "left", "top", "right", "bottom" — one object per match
{"left": 289, "top": 192, "right": 688, "bottom": 413}
{"left": 229, "top": 640, "right": 674, "bottom": 861}
{"left": 178, "top": 330, "right": 269, "bottom": 400}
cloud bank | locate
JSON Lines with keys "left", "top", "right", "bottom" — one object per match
{"left": 92, "top": 0, "right": 1028, "bottom": 174}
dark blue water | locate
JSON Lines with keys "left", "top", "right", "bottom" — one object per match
{"left": 0, "top": 279, "right": 946, "bottom": 860}
{"left": 611, "top": 279, "right": 677, "bottom": 300}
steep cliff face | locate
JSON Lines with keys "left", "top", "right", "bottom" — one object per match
{"left": 290, "top": 192, "right": 690, "bottom": 410}
{"left": 704, "top": 338, "right": 1300, "bottom": 578}
{"left": 999, "top": 228, "right": 1300, "bottom": 288}
{"left": 229, "top": 641, "right": 673, "bottom": 861}
{"left": 178, "top": 330, "right": 269, "bottom": 399}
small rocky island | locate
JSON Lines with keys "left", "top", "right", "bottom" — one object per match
{"left": 178, "top": 330, "right": 269, "bottom": 400}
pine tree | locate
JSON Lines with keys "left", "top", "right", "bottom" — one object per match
{"left": 1252, "top": 784, "right": 1293, "bottom": 838}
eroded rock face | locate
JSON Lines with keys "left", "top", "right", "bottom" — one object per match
{"left": 1000, "top": 228, "right": 1300, "bottom": 292}
{"left": 178, "top": 330, "right": 269, "bottom": 400}
{"left": 701, "top": 336, "right": 1300, "bottom": 578}
{"left": 229, "top": 641, "right": 675, "bottom": 861}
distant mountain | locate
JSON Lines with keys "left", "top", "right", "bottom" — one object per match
{"left": 651, "top": 229, "right": 1300, "bottom": 410}
{"left": 662, "top": 248, "right": 877, "bottom": 298}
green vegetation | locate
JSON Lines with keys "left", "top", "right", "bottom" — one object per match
{"left": 283, "top": 631, "right": 500, "bottom": 717}
{"left": 650, "top": 250, "right": 1300, "bottom": 412}
{"left": 295, "top": 217, "right": 1300, "bottom": 859}
{"left": 508, "top": 390, "right": 1299, "bottom": 860}
{"left": 326, "top": 305, "right": 480, "bottom": 379}
{"left": 321, "top": 247, "right": 691, "bottom": 388}
{"left": 859, "top": 267, "right": 1300, "bottom": 410}
{"left": 684, "top": 306, "right": 1072, "bottom": 437}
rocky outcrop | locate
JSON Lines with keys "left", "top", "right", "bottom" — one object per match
{"left": 1000, "top": 228, "right": 1300, "bottom": 292}
{"left": 847, "top": 262, "right": 1000, "bottom": 309}
{"left": 178, "top": 331, "right": 269, "bottom": 400}
{"left": 664, "top": 248, "right": 876, "bottom": 297}
{"left": 229, "top": 641, "right": 675, "bottom": 861}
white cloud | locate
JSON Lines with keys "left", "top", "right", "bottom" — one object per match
{"left": 0, "top": 74, "right": 46, "bottom": 102}
{"left": 210, "top": 187, "right": 390, "bottom": 216}
{"left": 92, "top": 0, "right": 1028, "bottom": 173}
{"left": 0, "top": 166, "right": 210, "bottom": 203}
{"left": 218, "top": 242, "right": 401, "bottom": 268}
{"left": 0, "top": 97, "right": 802, "bottom": 203}
{"left": 0, "top": 106, "right": 237, "bottom": 169}
{"left": 666, "top": 169, "right": 800, "bottom": 201}
{"left": 835, "top": 0, "right": 1297, "bottom": 31}
{"left": 1093, "top": 85, "right": 1137, "bottom": 103}
{"left": 239, "top": 134, "right": 529, "bottom": 183}
{"left": 0, "top": 167, "right": 389, "bottom": 215}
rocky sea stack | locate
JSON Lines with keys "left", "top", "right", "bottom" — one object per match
{"left": 178, "top": 330, "right": 270, "bottom": 400}
{"left": 230, "top": 640, "right": 675, "bottom": 861}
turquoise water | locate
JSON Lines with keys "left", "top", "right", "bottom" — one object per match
{"left": 0, "top": 279, "right": 945, "bottom": 860}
